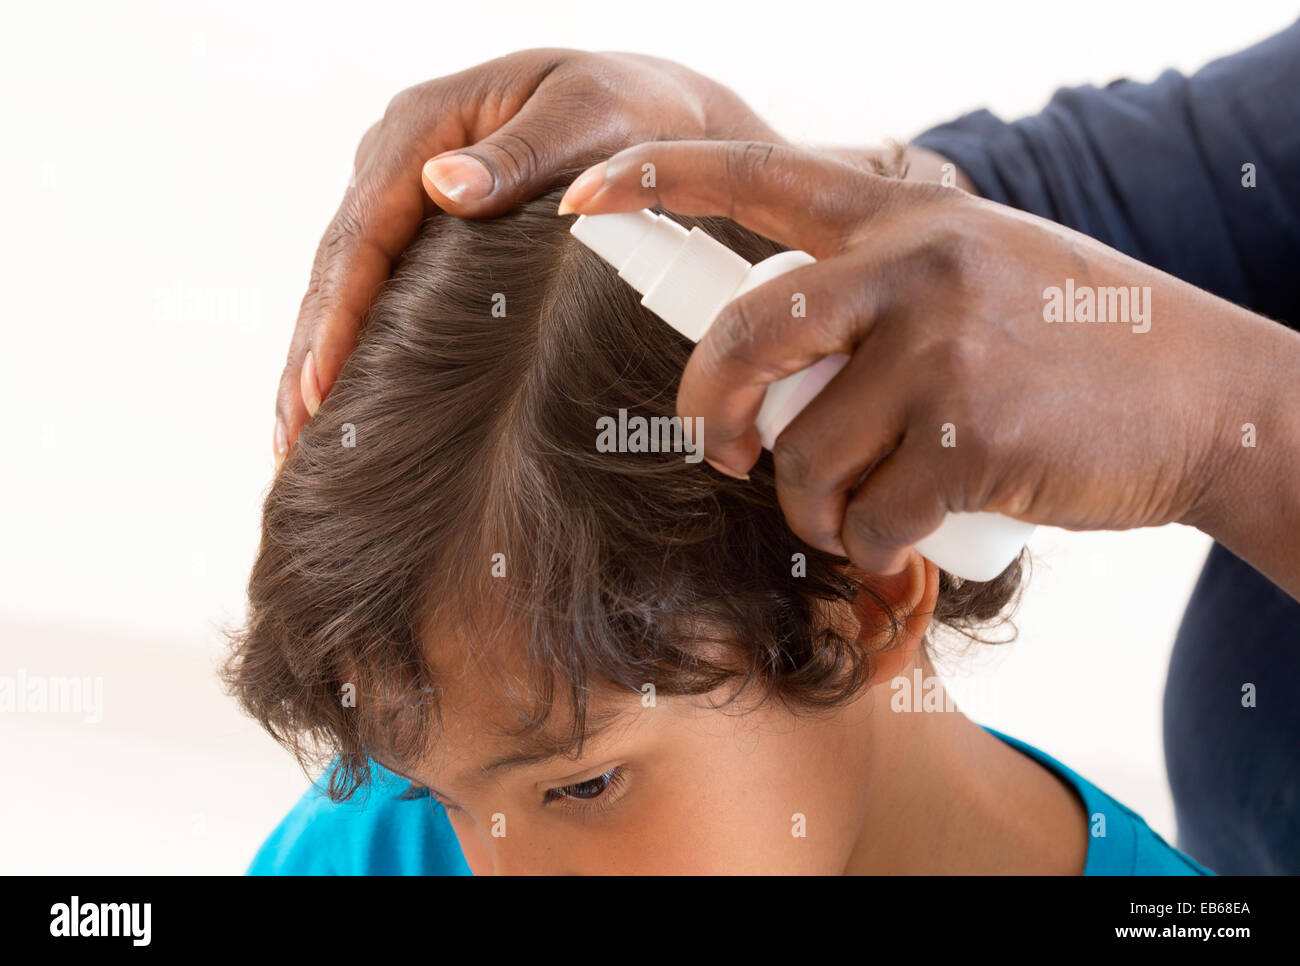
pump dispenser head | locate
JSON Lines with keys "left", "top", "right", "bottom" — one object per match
{"left": 572, "top": 209, "right": 755, "bottom": 341}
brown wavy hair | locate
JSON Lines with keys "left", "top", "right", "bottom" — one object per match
{"left": 223, "top": 157, "right": 1026, "bottom": 802}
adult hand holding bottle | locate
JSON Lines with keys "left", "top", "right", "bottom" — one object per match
{"left": 557, "top": 139, "right": 1300, "bottom": 599}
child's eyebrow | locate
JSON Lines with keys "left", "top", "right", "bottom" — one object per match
{"left": 384, "top": 703, "right": 637, "bottom": 801}
{"left": 475, "top": 704, "right": 635, "bottom": 779}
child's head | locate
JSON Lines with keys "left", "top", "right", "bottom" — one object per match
{"left": 226, "top": 171, "right": 1025, "bottom": 873}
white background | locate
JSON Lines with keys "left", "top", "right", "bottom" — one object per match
{"left": 2, "top": 0, "right": 1293, "bottom": 873}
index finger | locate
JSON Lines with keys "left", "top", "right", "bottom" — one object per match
{"left": 557, "top": 138, "right": 894, "bottom": 257}
{"left": 678, "top": 253, "right": 885, "bottom": 479}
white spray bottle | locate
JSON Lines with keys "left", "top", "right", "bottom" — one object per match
{"left": 569, "top": 208, "right": 1035, "bottom": 581}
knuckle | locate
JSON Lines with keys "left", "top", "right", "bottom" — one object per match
{"left": 989, "top": 473, "right": 1040, "bottom": 519}
{"left": 925, "top": 331, "right": 987, "bottom": 389}
{"left": 719, "top": 141, "right": 779, "bottom": 215}
{"left": 905, "top": 178, "right": 947, "bottom": 202}
{"left": 955, "top": 416, "right": 996, "bottom": 476}
{"left": 737, "top": 139, "right": 778, "bottom": 173}
{"left": 930, "top": 398, "right": 1010, "bottom": 511}
{"left": 726, "top": 140, "right": 777, "bottom": 180}
{"left": 382, "top": 84, "right": 425, "bottom": 123}
{"left": 275, "top": 366, "right": 301, "bottom": 422}
{"left": 908, "top": 177, "right": 965, "bottom": 208}
{"left": 910, "top": 215, "right": 986, "bottom": 287}
{"left": 324, "top": 202, "right": 367, "bottom": 263}
{"left": 842, "top": 502, "right": 902, "bottom": 551}
{"left": 823, "top": 208, "right": 867, "bottom": 254}
{"left": 483, "top": 129, "right": 543, "bottom": 184}
{"left": 297, "top": 196, "right": 372, "bottom": 342}
{"left": 277, "top": 362, "right": 301, "bottom": 400}
{"left": 354, "top": 119, "right": 384, "bottom": 168}
{"left": 911, "top": 228, "right": 966, "bottom": 281}
{"left": 770, "top": 434, "right": 817, "bottom": 492}
{"left": 558, "top": 54, "right": 620, "bottom": 103}
{"left": 707, "top": 299, "right": 760, "bottom": 368}
{"left": 705, "top": 299, "right": 789, "bottom": 388}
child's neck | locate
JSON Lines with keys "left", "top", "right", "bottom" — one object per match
{"left": 841, "top": 657, "right": 1090, "bottom": 875}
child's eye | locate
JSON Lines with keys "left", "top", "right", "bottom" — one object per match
{"left": 543, "top": 766, "right": 628, "bottom": 817}
{"left": 405, "top": 783, "right": 464, "bottom": 814}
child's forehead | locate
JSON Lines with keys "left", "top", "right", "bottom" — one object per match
{"left": 420, "top": 634, "right": 538, "bottom": 731}
{"left": 401, "top": 630, "right": 644, "bottom": 789}
{"left": 414, "top": 616, "right": 616, "bottom": 755}
{"left": 419, "top": 612, "right": 543, "bottom": 710}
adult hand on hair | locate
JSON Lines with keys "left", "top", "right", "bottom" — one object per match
{"left": 275, "top": 49, "right": 793, "bottom": 468}
{"left": 557, "top": 140, "right": 1300, "bottom": 599}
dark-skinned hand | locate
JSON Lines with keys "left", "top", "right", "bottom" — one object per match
{"left": 558, "top": 139, "right": 1300, "bottom": 597}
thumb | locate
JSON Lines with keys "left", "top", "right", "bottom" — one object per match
{"left": 421, "top": 99, "right": 626, "bottom": 217}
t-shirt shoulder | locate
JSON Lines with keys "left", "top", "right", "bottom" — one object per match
{"left": 246, "top": 758, "right": 469, "bottom": 876}
{"left": 982, "top": 726, "right": 1214, "bottom": 876}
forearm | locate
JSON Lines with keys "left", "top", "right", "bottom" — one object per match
{"left": 1190, "top": 311, "right": 1300, "bottom": 602}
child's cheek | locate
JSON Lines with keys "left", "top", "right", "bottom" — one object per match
{"left": 446, "top": 810, "right": 493, "bottom": 875}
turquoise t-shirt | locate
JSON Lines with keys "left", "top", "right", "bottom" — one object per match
{"left": 246, "top": 726, "right": 1213, "bottom": 875}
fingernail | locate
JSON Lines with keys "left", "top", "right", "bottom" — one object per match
{"left": 301, "top": 351, "right": 322, "bottom": 417}
{"left": 423, "top": 154, "right": 493, "bottom": 204}
{"left": 705, "top": 457, "right": 749, "bottom": 482}
{"left": 557, "top": 162, "right": 608, "bottom": 215}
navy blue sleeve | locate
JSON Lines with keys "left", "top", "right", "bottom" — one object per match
{"left": 912, "top": 19, "right": 1300, "bottom": 326}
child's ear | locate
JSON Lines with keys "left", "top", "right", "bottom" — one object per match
{"left": 844, "top": 552, "right": 941, "bottom": 685}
